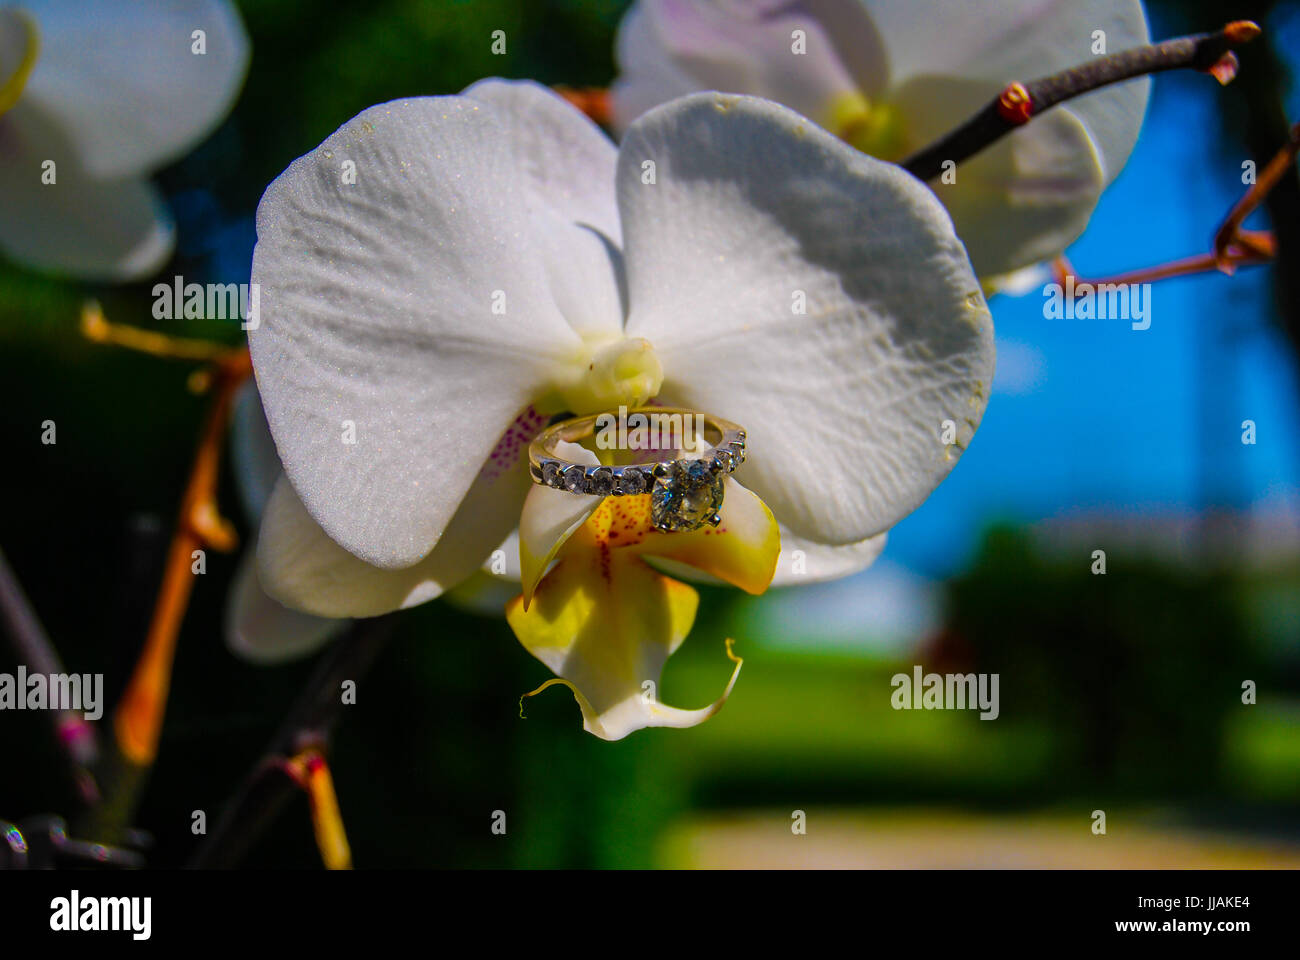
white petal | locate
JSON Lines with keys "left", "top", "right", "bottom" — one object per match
{"left": 463, "top": 79, "right": 625, "bottom": 340}
{"left": 21, "top": 0, "right": 249, "bottom": 178}
{"left": 611, "top": 0, "right": 864, "bottom": 130}
{"left": 481, "top": 528, "right": 521, "bottom": 581}
{"left": 256, "top": 449, "right": 529, "bottom": 618}
{"left": 890, "top": 74, "right": 1104, "bottom": 277}
{"left": 619, "top": 93, "right": 994, "bottom": 546}
{"left": 229, "top": 380, "right": 281, "bottom": 521}
{"left": 463, "top": 79, "right": 621, "bottom": 243}
{"left": 0, "top": 102, "right": 173, "bottom": 279}
{"left": 249, "top": 95, "right": 591, "bottom": 569}
{"left": 517, "top": 440, "right": 602, "bottom": 605}
{"left": 861, "top": 0, "right": 1149, "bottom": 183}
{"left": 225, "top": 549, "right": 346, "bottom": 664}
{"left": 611, "top": 2, "right": 707, "bottom": 130}
{"left": 769, "top": 527, "right": 887, "bottom": 585}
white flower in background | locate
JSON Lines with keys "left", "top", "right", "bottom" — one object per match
{"left": 610, "top": 0, "right": 1151, "bottom": 279}
{"left": 245, "top": 80, "right": 994, "bottom": 737}
{"left": 0, "top": 0, "right": 249, "bottom": 280}
{"left": 225, "top": 382, "right": 348, "bottom": 664}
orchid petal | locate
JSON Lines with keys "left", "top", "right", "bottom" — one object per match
{"left": 861, "top": 0, "right": 1149, "bottom": 185}
{"left": 20, "top": 0, "right": 249, "bottom": 179}
{"left": 518, "top": 440, "right": 602, "bottom": 607}
{"left": 507, "top": 548, "right": 744, "bottom": 741}
{"left": 249, "top": 94, "right": 594, "bottom": 569}
{"left": 463, "top": 79, "right": 626, "bottom": 340}
{"left": 650, "top": 525, "right": 887, "bottom": 587}
{"left": 636, "top": 476, "right": 780, "bottom": 595}
{"left": 890, "top": 73, "right": 1104, "bottom": 277}
{"left": 484, "top": 528, "right": 522, "bottom": 581}
{"left": 225, "top": 549, "right": 346, "bottom": 664}
{"left": 256, "top": 448, "right": 529, "bottom": 618}
{"left": 769, "top": 527, "right": 887, "bottom": 585}
{"left": 619, "top": 93, "right": 994, "bottom": 546}
{"left": 229, "top": 381, "right": 281, "bottom": 521}
{"left": 611, "top": 0, "right": 862, "bottom": 130}
{"left": 0, "top": 101, "right": 173, "bottom": 279}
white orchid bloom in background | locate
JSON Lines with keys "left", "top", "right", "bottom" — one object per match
{"left": 225, "top": 383, "right": 348, "bottom": 664}
{"left": 0, "top": 0, "right": 248, "bottom": 280}
{"left": 246, "top": 79, "right": 994, "bottom": 738}
{"left": 610, "top": 0, "right": 1151, "bottom": 280}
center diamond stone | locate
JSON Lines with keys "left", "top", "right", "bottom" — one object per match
{"left": 650, "top": 459, "right": 724, "bottom": 533}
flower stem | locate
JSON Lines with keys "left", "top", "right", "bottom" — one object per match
{"left": 112, "top": 345, "right": 250, "bottom": 769}
{"left": 188, "top": 615, "right": 395, "bottom": 868}
{"left": 0, "top": 545, "right": 101, "bottom": 805}
{"left": 1214, "top": 122, "right": 1300, "bottom": 268}
{"left": 1052, "top": 122, "right": 1299, "bottom": 290}
{"left": 901, "top": 21, "right": 1262, "bottom": 183}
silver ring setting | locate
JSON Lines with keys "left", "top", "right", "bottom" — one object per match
{"left": 527, "top": 407, "right": 747, "bottom": 532}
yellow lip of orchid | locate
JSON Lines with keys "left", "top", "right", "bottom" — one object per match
{"left": 0, "top": 7, "right": 39, "bottom": 118}
{"left": 507, "top": 444, "right": 780, "bottom": 740}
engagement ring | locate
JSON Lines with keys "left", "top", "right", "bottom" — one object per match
{"left": 528, "top": 407, "right": 747, "bottom": 533}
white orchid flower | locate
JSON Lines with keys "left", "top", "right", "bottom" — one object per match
{"left": 245, "top": 79, "right": 994, "bottom": 738}
{"left": 0, "top": 0, "right": 248, "bottom": 280}
{"left": 610, "top": 0, "right": 1151, "bottom": 279}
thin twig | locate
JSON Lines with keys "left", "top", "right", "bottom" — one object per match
{"left": 1053, "top": 122, "right": 1299, "bottom": 290}
{"left": 188, "top": 615, "right": 395, "bottom": 869}
{"left": 0, "top": 546, "right": 101, "bottom": 805}
{"left": 901, "top": 21, "right": 1262, "bottom": 182}
{"left": 1214, "top": 122, "right": 1300, "bottom": 269}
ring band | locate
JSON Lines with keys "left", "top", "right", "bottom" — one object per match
{"left": 528, "top": 407, "right": 747, "bottom": 532}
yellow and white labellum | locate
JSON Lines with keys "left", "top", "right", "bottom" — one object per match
{"left": 508, "top": 468, "right": 780, "bottom": 740}
{"left": 505, "top": 432, "right": 876, "bottom": 744}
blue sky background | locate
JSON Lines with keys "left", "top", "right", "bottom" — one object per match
{"left": 881, "top": 7, "right": 1300, "bottom": 580}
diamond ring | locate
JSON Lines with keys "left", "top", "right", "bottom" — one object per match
{"left": 528, "top": 407, "right": 747, "bottom": 532}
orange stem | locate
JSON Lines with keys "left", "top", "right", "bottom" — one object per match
{"left": 1214, "top": 122, "right": 1300, "bottom": 267}
{"left": 285, "top": 748, "right": 352, "bottom": 870}
{"left": 554, "top": 85, "right": 611, "bottom": 126}
{"left": 113, "top": 346, "right": 251, "bottom": 766}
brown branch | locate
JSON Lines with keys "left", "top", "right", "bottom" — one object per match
{"left": 1215, "top": 122, "right": 1300, "bottom": 269}
{"left": 188, "top": 614, "right": 395, "bottom": 869}
{"left": 1053, "top": 122, "right": 1299, "bottom": 290}
{"left": 901, "top": 21, "right": 1262, "bottom": 182}
{"left": 0, "top": 546, "right": 101, "bottom": 805}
